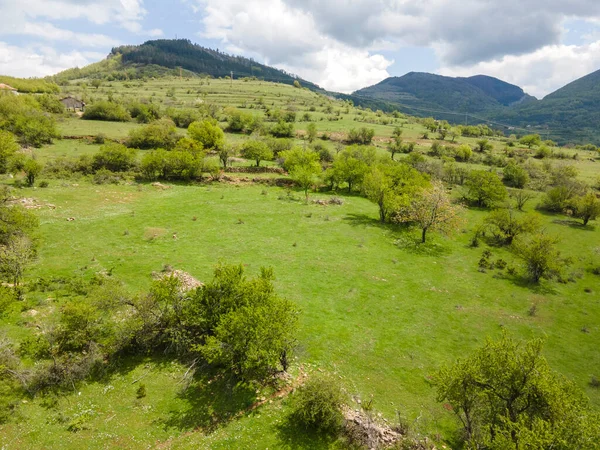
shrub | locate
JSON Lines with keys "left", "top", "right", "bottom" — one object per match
{"left": 166, "top": 108, "right": 201, "bottom": 128}
{"left": 453, "top": 144, "right": 472, "bottom": 162}
{"left": 535, "top": 145, "right": 552, "bottom": 159}
{"left": 128, "top": 102, "right": 161, "bottom": 124}
{"left": 0, "top": 130, "right": 19, "bottom": 174}
{"left": 82, "top": 101, "right": 131, "bottom": 122}
{"left": 503, "top": 161, "right": 529, "bottom": 188}
{"left": 126, "top": 118, "right": 179, "bottom": 150}
{"left": 288, "top": 375, "right": 346, "bottom": 434}
{"left": 188, "top": 119, "right": 225, "bottom": 149}
{"left": 0, "top": 95, "right": 59, "bottom": 147}
{"left": 347, "top": 127, "right": 375, "bottom": 145}
{"left": 92, "top": 143, "right": 138, "bottom": 172}
{"left": 270, "top": 120, "right": 295, "bottom": 138}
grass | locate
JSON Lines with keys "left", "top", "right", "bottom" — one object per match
{"left": 1, "top": 77, "right": 599, "bottom": 448}
{"left": 1, "top": 178, "right": 598, "bottom": 448}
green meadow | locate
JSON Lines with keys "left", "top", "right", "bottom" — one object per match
{"left": 0, "top": 76, "right": 599, "bottom": 449}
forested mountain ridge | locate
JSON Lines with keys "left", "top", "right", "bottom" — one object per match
{"left": 353, "top": 70, "right": 600, "bottom": 144}
{"left": 51, "top": 39, "right": 321, "bottom": 90}
{"left": 352, "top": 72, "right": 534, "bottom": 115}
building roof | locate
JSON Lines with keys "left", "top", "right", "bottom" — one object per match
{"left": 0, "top": 83, "right": 17, "bottom": 91}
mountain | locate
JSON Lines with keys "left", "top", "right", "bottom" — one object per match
{"left": 461, "top": 75, "right": 535, "bottom": 106}
{"left": 486, "top": 69, "right": 600, "bottom": 144}
{"left": 352, "top": 72, "right": 534, "bottom": 116}
{"left": 50, "top": 39, "right": 321, "bottom": 91}
{"left": 352, "top": 70, "right": 600, "bottom": 144}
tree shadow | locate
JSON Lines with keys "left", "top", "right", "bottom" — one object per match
{"left": 494, "top": 272, "right": 559, "bottom": 295}
{"left": 551, "top": 219, "right": 595, "bottom": 231}
{"left": 343, "top": 213, "right": 399, "bottom": 232}
{"left": 159, "top": 368, "right": 256, "bottom": 434}
{"left": 275, "top": 417, "right": 341, "bottom": 450}
{"left": 394, "top": 234, "right": 453, "bottom": 257}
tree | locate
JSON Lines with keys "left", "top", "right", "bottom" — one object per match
{"left": 572, "top": 192, "right": 600, "bottom": 226}
{"left": 434, "top": 333, "right": 600, "bottom": 449}
{"left": 503, "top": 161, "right": 529, "bottom": 188}
{"left": 290, "top": 164, "right": 321, "bottom": 202}
{"left": 91, "top": 79, "right": 102, "bottom": 90}
{"left": 393, "top": 181, "right": 463, "bottom": 243}
{"left": 449, "top": 127, "right": 461, "bottom": 142}
{"left": 23, "top": 158, "right": 42, "bottom": 187}
{"left": 192, "top": 265, "right": 299, "bottom": 381}
{"left": 520, "top": 134, "right": 542, "bottom": 148}
{"left": 0, "top": 130, "right": 18, "bottom": 174}
{"left": 279, "top": 148, "right": 322, "bottom": 201}
{"left": 465, "top": 170, "right": 507, "bottom": 207}
{"left": 330, "top": 153, "right": 369, "bottom": 193}
{"left": 188, "top": 119, "right": 225, "bottom": 150}
{"left": 509, "top": 188, "right": 535, "bottom": 211}
{"left": 387, "top": 135, "right": 403, "bottom": 161}
{"left": 306, "top": 123, "right": 317, "bottom": 143}
{"left": 513, "top": 233, "right": 571, "bottom": 283}
{"left": 218, "top": 145, "right": 237, "bottom": 169}
{"left": 475, "top": 139, "right": 493, "bottom": 152}
{"left": 241, "top": 140, "right": 273, "bottom": 167}
{"left": 483, "top": 208, "right": 541, "bottom": 245}
{"left": 0, "top": 235, "right": 34, "bottom": 296}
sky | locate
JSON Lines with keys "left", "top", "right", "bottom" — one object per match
{"left": 2, "top": 0, "right": 600, "bottom": 98}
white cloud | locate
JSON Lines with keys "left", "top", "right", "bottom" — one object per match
{"left": 0, "top": 41, "right": 95, "bottom": 77}
{"left": 439, "top": 41, "right": 600, "bottom": 98}
{"left": 190, "top": 0, "right": 600, "bottom": 94}
{"left": 21, "top": 22, "right": 119, "bottom": 48}
{"left": 196, "top": 0, "right": 393, "bottom": 92}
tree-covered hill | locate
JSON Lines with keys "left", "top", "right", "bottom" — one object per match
{"left": 352, "top": 72, "right": 533, "bottom": 115}
{"left": 50, "top": 39, "right": 321, "bottom": 91}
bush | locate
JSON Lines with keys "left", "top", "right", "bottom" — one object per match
{"left": 347, "top": 127, "right": 375, "bottom": 145}
{"left": 92, "top": 143, "right": 138, "bottom": 172}
{"left": 270, "top": 120, "right": 295, "bottom": 138}
{"left": 0, "top": 95, "right": 59, "bottom": 147}
{"left": 0, "top": 130, "right": 19, "bottom": 174}
{"left": 166, "top": 107, "right": 201, "bottom": 128}
{"left": 82, "top": 101, "right": 131, "bottom": 122}
{"left": 288, "top": 375, "right": 346, "bottom": 434}
{"left": 126, "top": 118, "right": 179, "bottom": 150}
{"left": 128, "top": 102, "right": 161, "bottom": 124}
{"left": 188, "top": 119, "right": 225, "bottom": 149}
{"left": 503, "top": 161, "right": 529, "bottom": 188}
{"left": 453, "top": 144, "right": 472, "bottom": 162}
{"left": 535, "top": 145, "right": 552, "bottom": 159}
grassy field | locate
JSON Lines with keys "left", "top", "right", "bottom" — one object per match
{"left": 1, "top": 77, "right": 599, "bottom": 449}
{"left": 1, "top": 179, "right": 598, "bottom": 448}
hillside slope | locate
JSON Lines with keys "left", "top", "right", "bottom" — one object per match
{"left": 51, "top": 39, "right": 321, "bottom": 90}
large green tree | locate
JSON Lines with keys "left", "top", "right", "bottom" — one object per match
{"left": 435, "top": 334, "right": 600, "bottom": 449}
{"left": 465, "top": 170, "right": 507, "bottom": 207}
